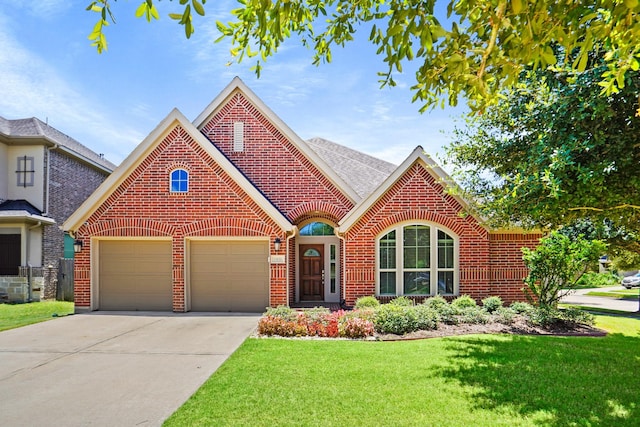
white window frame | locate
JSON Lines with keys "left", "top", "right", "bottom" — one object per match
{"left": 375, "top": 221, "right": 459, "bottom": 297}
{"left": 169, "top": 168, "right": 189, "bottom": 193}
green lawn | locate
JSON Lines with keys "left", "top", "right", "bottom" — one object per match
{"left": 164, "top": 315, "right": 640, "bottom": 427}
{"left": 0, "top": 301, "right": 74, "bottom": 332}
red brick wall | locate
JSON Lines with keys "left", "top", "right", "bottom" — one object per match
{"left": 342, "top": 162, "right": 540, "bottom": 306}
{"left": 200, "top": 92, "right": 354, "bottom": 222}
{"left": 489, "top": 232, "right": 542, "bottom": 304}
{"left": 74, "top": 124, "right": 287, "bottom": 311}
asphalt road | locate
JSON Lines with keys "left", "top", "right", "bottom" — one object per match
{"left": 560, "top": 286, "right": 640, "bottom": 313}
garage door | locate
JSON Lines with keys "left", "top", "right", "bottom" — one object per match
{"left": 99, "top": 240, "right": 172, "bottom": 311}
{"left": 190, "top": 240, "right": 269, "bottom": 312}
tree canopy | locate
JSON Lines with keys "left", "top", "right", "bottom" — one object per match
{"left": 86, "top": 0, "right": 640, "bottom": 111}
{"left": 445, "top": 61, "right": 640, "bottom": 234}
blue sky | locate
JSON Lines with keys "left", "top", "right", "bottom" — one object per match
{"left": 0, "top": 1, "right": 465, "bottom": 167}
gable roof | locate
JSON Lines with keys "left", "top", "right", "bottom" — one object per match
{"left": 306, "top": 137, "right": 397, "bottom": 199}
{"left": 63, "top": 108, "right": 293, "bottom": 234}
{"left": 193, "top": 77, "right": 361, "bottom": 203}
{"left": 0, "top": 116, "right": 115, "bottom": 173}
{"left": 338, "top": 146, "right": 484, "bottom": 233}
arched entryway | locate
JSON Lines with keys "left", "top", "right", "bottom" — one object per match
{"left": 295, "top": 221, "right": 340, "bottom": 303}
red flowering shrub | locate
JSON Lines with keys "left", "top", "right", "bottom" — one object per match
{"left": 257, "top": 316, "right": 307, "bottom": 337}
{"left": 339, "top": 317, "right": 375, "bottom": 338}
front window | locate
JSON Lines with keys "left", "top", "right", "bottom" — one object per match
{"left": 170, "top": 169, "right": 188, "bottom": 193}
{"left": 16, "top": 156, "right": 35, "bottom": 187}
{"left": 378, "top": 224, "right": 458, "bottom": 296}
{"left": 299, "top": 222, "right": 334, "bottom": 236}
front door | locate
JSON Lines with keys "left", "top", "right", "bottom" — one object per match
{"left": 300, "top": 244, "right": 324, "bottom": 301}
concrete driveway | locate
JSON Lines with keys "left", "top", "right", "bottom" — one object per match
{"left": 0, "top": 312, "right": 259, "bottom": 427}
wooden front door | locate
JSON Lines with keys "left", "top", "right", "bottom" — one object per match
{"left": 300, "top": 244, "right": 324, "bottom": 301}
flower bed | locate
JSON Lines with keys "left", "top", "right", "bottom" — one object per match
{"left": 257, "top": 295, "right": 604, "bottom": 340}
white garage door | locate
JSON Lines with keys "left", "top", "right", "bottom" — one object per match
{"left": 99, "top": 240, "right": 172, "bottom": 311}
{"left": 190, "top": 240, "right": 269, "bottom": 312}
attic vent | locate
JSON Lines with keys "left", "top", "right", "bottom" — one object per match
{"left": 233, "top": 122, "right": 244, "bottom": 152}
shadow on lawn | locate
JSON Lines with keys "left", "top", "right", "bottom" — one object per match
{"left": 440, "top": 332, "right": 640, "bottom": 426}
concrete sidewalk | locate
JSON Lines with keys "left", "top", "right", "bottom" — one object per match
{"left": 560, "top": 286, "right": 640, "bottom": 313}
{"left": 0, "top": 312, "right": 259, "bottom": 427}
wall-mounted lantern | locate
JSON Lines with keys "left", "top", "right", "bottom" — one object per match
{"left": 73, "top": 239, "right": 83, "bottom": 253}
{"left": 274, "top": 237, "right": 281, "bottom": 252}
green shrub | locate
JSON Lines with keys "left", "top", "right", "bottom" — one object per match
{"left": 264, "top": 305, "right": 297, "bottom": 320}
{"left": 350, "top": 308, "right": 377, "bottom": 322}
{"left": 339, "top": 317, "right": 375, "bottom": 338}
{"left": 451, "top": 295, "right": 477, "bottom": 309}
{"left": 526, "top": 306, "right": 562, "bottom": 327}
{"left": 413, "top": 304, "right": 439, "bottom": 330}
{"left": 509, "top": 301, "right": 534, "bottom": 314}
{"left": 303, "top": 306, "right": 331, "bottom": 324}
{"left": 493, "top": 307, "right": 516, "bottom": 325}
{"left": 560, "top": 307, "right": 595, "bottom": 326}
{"left": 423, "top": 295, "right": 449, "bottom": 311}
{"left": 437, "top": 304, "right": 460, "bottom": 325}
{"left": 575, "top": 272, "right": 620, "bottom": 289}
{"left": 389, "top": 296, "right": 415, "bottom": 306}
{"left": 374, "top": 304, "right": 417, "bottom": 334}
{"left": 458, "top": 306, "right": 489, "bottom": 324}
{"left": 354, "top": 296, "right": 380, "bottom": 309}
{"left": 481, "top": 296, "right": 503, "bottom": 313}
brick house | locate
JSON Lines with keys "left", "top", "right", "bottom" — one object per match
{"left": 64, "top": 78, "right": 540, "bottom": 313}
{"left": 0, "top": 116, "right": 115, "bottom": 302}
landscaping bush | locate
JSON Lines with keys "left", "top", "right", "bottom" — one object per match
{"left": 304, "top": 311, "right": 340, "bottom": 338}
{"left": 560, "top": 307, "right": 595, "bottom": 326}
{"left": 257, "top": 316, "right": 307, "bottom": 337}
{"left": 436, "top": 304, "right": 460, "bottom": 325}
{"left": 575, "top": 271, "right": 620, "bottom": 289}
{"left": 458, "top": 306, "right": 490, "bottom": 324}
{"left": 354, "top": 296, "right": 380, "bottom": 309}
{"left": 264, "top": 305, "right": 297, "bottom": 320}
{"left": 493, "top": 307, "right": 516, "bottom": 325}
{"left": 374, "top": 304, "right": 418, "bottom": 334}
{"left": 451, "top": 294, "right": 477, "bottom": 309}
{"left": 481, "top": 296, "right": 503, "bottom": 313}
{"left": 526, "top": 306, "right": 562, "bottom": 328}
{"left": 509, "top": 301, "right": 534, "bottom": 314}
{"left": 423, "top": 295, "right": 448, "bottom": 311}
{"left": 350, "top": 308, "right": 377, "bottom": 322}
{"left": 389, "top": 296, "right": 415, "bottom": 306}
{"left": 339, "top": 317, "right": 375, "bottom": 338}
{"left": 413, "top": 304, "right": 439, "bottom": 330}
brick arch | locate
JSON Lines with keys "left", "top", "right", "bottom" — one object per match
{"left": 83, "top": 218, "right": 174, "bottom": 237}
{"left": 289, "top": 201, "right": 344, "bottom": 226}
{"left": 182, "top": 218, "right": 274, "bottom": 237}
{"left": 369, "top": 210, "right": 477, "bottom": 238}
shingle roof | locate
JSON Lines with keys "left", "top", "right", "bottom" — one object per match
{"left": 0, "top": 116, "right": 116, "bottom": 171}
{"left": 306, "top": 137, "right": 397, "bottom": 199}
{"left": 0, "top": 199, "right": 42, "bottom": 215}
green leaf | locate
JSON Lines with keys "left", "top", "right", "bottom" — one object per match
{"left": 192, "top": 0, "right": 205, "bottom": 16}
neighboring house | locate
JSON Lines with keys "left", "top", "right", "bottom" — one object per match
{"left": 0, "top": 116, "right": 115, "bottom": 302}
{"left": 64, "top": 78, "right": 541, "bottom": 313}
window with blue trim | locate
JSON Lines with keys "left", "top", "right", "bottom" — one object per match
{"left": 170, "top": 169, "right": 188, "bottom": 193}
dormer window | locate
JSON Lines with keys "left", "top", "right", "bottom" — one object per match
{"left": 170, "top": 169, "right": 188, "bottom": 193}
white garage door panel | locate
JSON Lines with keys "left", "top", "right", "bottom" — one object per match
{"left": 190, "top": 240, "right": 268, "bottom": 312}
{"left": 99, "top": 241, "right": 172, "bottom": 311}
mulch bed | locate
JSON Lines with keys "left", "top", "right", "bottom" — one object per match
{"left": 374, "top": 317, "right": 607, "bottom": 341}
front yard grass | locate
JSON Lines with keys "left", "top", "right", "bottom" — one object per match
{"left": 164, "top": 315, "right": 640, "bottom": 427}
{"left": 0, "top": 301, "right": 74, "bottom": 332}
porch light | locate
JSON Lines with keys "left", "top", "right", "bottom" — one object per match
{"left": 73, "top": 239, "right": 83, "bottom": 253}
{"left": 274, "top": 237, "right": 281, "bottom": 252}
